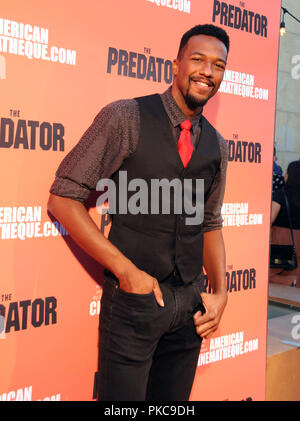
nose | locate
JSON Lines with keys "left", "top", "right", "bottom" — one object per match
{"left": 198, "top": 60, "right": 213, "bottom": 77}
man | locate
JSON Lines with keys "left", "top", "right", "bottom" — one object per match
{"left": 48, "top": 24, "right": 229, "bottom": 401}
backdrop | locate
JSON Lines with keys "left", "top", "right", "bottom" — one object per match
{"left": 0, "top": 0, "right": 281, "bottom": 401}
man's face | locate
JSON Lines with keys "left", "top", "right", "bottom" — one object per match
{"left": 172, "top": 34, "right": 227, "bottom": 111}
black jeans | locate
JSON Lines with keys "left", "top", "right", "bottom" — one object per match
{"left": 97, "top": 271, "right": 205, "bottom": 401}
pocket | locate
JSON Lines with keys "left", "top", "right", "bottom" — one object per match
{"left": 116, "top": 286, "right": 155, "bottom": 299}
{"left": 114, "top": 285, "right": 165, "bottom": 340}
{"left": 115, "top": 286, "right": 156, "bottom": 313}
{"left": 191, "top": 282, "right": 206, "bottom": 315}
{"left": 114, "top": 285, "right": 156, "bottom": 315}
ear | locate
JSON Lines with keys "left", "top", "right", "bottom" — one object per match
{"left": 172, "top": 59, "right": 179, "bottom": 76}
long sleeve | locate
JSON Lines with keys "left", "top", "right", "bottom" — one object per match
{"left": 49, "top": 99, "right": 140, "bottom": 203}
{"left": 203, "top": 132, "right": 228, "bottom": 232}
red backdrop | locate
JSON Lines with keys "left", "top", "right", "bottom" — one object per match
{"left": 0, "top": 0, "right": 280, "bottom": 401}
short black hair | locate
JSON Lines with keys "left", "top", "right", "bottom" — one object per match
{"left": 177, "top": 24, "right": 230, "bottom": 59}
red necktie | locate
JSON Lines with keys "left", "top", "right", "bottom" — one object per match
{"left": 177, "top": 120, "right": 193, "bottom": 167}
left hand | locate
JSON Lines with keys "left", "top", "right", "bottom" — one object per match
{"left": 193, "top": 291, "right": 228, "bottom": 339}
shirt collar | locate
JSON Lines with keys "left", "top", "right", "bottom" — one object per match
{"left": 160, "top": 86, "right": 203, "bottom": 131}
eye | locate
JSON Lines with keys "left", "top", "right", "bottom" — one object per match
{"left": 215, "top": 63, "right": 225, "bottom": 70}
{"left": 191, "top": 56, "right": 203, "bottom": 62}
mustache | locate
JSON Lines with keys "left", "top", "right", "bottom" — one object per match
{"left": 189, "top": 77, "right": 215, "bottom": 88}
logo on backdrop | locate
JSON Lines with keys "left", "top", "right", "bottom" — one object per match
{"left": 198, "top": 330, "right": 259, "bottom": 366}
{"left": 0, "top": 18, "right": 77, "bottom": 67}
{"left": 0, "top": 294, "right": 57, "bottom": 339}
{"left": 0, "top": 385, "right": 61, "bottom": 401}
{"left": 99, "top": 202, "right": 111, "bottom": 237}
{"left": 0, "top": 55, "right": 5, "bottom": 79}
{"left": 146, "top": 0, "right": 191, "bottom": 14}
{"left": 89, "top": 285, "right": 103, "bottom": 317}
{"left": 0, "top": 206, "right": 68, "bottom": 240}
{"left": 221, "top": 202, "right": 263, "bottom": 228}
{"left": 107, "top": 47, "right": 173, "bottom": 84}
{"left": 226, "top": 134, "right": 262, "bottom": 164}
{"left": 212, "top": 0, "right": 268, "bottom": 38}
{"left": 203, "top": 266, "right": 256, "bottom": 294}
{"left": 0, "top": 110, "right": 65, "bottom": 151}
{"left": 219, "top": 69, "right": 269, "bottom": 101}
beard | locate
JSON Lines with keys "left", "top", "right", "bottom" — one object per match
{"left": 184, "top": 79, "right": 214, "bottom": 109}
{"left": 184, "top": 92, "right": 208, "bottom": 109}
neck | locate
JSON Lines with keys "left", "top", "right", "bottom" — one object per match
{"left": 171, "top": 85, "right": 203, "bottom": 119}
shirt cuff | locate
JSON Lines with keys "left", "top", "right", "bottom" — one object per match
{"left": 49, "top": 177, "right": 91, "bottom": 203}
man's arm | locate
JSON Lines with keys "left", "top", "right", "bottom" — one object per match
{"left": 47, "top": 100, "right": 164, "bottom": 306}
{"left": 193, "top": 133, "right": 228, "bottom": 339}
{"left": 47, "top": 195, "right": 164, "bottom": 306}
{"left": 193, "top": 229, "right": 227, "bottom": 339}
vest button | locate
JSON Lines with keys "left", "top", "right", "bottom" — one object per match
{"left": 177, "top": 235, "right": 181, "bottom": 241}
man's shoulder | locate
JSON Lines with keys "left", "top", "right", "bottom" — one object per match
{"left": 104, "top": 93, "right": 160, "bottom": 109}
{"left": 92, "top": 98, "right": 140, "bottom": 128}
{"left": 215, "top": 129, "right": 227, "bottom": 152}
{"left": 101, "top": 97, "right": 139, "bottom": 114}
{"left": 99, "top": 90, "right": 167, "bottom": 119}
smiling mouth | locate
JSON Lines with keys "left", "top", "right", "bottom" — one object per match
{"left": 196, "top": 81, "right": 210, "bottom": 87}
{"left": 191, "top": 79, "right": 214, "bottom": 89}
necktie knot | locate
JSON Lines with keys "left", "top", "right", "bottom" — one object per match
{"left": 180, "top": 120, "right": 192, "bottom": 131}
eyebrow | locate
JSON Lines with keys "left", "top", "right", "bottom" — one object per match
{"left": 190, "top": 52, "right": 227, "bottom": 65}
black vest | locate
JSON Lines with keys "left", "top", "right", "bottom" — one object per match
{"left": 107, "top": 94, "right": 221, "bottom": 284}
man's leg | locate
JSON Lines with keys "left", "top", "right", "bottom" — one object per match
{"left": 146, "top": 317, "right": 203, "bottom": 401}
{"left": 97, "top": 277, "right": 173, "bottom": 401}
{"left": 146, "top": 282, "right": 205, "bottom": 401}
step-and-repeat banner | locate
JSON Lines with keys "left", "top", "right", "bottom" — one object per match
{"left": 0, "top": 0, "right": 280, "bottom": 401}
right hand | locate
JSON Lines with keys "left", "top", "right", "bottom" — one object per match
{"left": 118, "top": 266, "right": 164, "bottom": 307}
